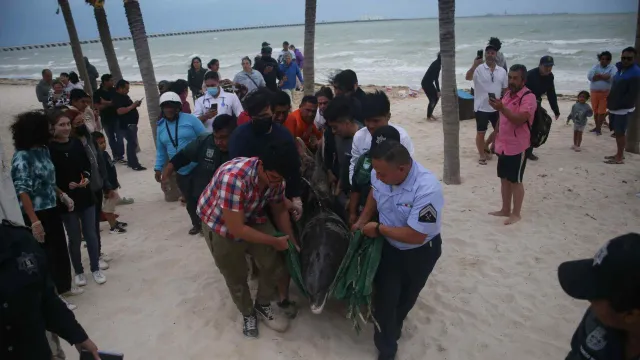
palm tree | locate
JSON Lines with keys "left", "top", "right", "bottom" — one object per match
{"left": 626, "top": 0, "right": 640, "bottom": 154}
{"left": 85, "top": 0, "right": 123, "bottom": 82}
{"left": 302, "top": 0, "right": 317, "bottom": 96}
{"left": 438, "top": 0, "right": 461, "bottom": 184}
{"left": 58, "top": 0, "right": 93, "bottom": 96}
{"left": 123, "top": 0, "right": 177, "bottom": 201}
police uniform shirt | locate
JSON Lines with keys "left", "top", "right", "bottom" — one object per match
{"left": 371, "top": 160, "right": 443, "bottom": 250}
{"left": 566, "top": 308, "right": 638, "bottom": 360}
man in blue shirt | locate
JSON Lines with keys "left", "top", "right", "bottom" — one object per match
{"left": 558, "top": 233, "right": 640, "bottom": 360}
{"left": 278, "top": 52, "right": 303, "bottom": 101}
{"left": 353, "top": 135, "right": 444, "bottom": 360}
{"left": 154, "top": 92, "right": 207, "bottom": 235}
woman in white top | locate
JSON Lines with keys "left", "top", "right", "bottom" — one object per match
{"left": 233, "top": 56, "right": 266, "bottom": 96}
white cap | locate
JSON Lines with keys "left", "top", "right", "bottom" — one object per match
{"left": 159, "top": 91, "right": 181, "bottom": 106}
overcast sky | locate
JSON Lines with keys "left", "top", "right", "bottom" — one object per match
{"left": 0, "top": 0, "right": 635, "bottom": 46}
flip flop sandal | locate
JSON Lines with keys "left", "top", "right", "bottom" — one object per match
{"left": 478, "top": 159, "right": 488, "bottom": 165}
{"left": 604, "top": 159, "right": 624, "bottom": 165}
{"left": 604, "top": 155, "right": 625, "bottom": 160}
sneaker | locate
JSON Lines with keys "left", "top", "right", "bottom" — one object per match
{"left": 93, "top": 270, "right": 107, "bottom": 284}
{"left": 59, "top": 295, "right": 77, "bottom": 311}
{"left": 277, "top": 299, "right": 299, "bottom": 319}
{"left": 74, "top": 273, "right": 87, "bottom": 287}
{"left": 100, "top": 252, "right": 112, "bottom": 262}
{"left": 110, "top": 226, "right": 127, "bottom": 234}
{"left": 116, "top": 158, "right": 127, "bottom": 165}
{"left": 131, "top": 165, "right": 147, "bottom": 171}
{"left": 99, "top": 259, "right": 110, "bottom": 270}
{"left": 527, "top": 153, "right": 539, "bottom": 161}
{"left": 254, "top": 302, "right": 289, "bottom": 332}
{"left": 64, "top": 286, "right": 84, "bottom": 296}
{"left": 243, "top": 312, "right": 259, "bottom": 338}
{"left": 116, "top": 221, "right": 128, "bottom": 228}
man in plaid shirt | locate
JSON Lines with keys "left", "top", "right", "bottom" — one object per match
{"left": 197, "top": 140, "right": 298, "bottom": 338}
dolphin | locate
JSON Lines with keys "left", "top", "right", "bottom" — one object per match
{"left": 295, "top": 138, "right": 350, "bottom": 314}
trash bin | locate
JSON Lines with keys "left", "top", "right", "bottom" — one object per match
{"left": 457, "top": 89, "right": 475, "bottom": 121}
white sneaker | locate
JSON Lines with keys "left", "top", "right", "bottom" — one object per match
{"left": 100, "top": 252, "right": 112, "bottom": 262}
{"left": 93, "top": 270, "right": 107, "bottom": 285}
{"left": 74, "top": 274, "right": 87, "bottom": 287}
{"left": 59, "top": 295, "right": 77, "bottom": 311}
{"left": 99, "top": 259, "right": 110, "bottom": 270}
{"left": 64, "top": 286, "right": 84, "bottom": 296}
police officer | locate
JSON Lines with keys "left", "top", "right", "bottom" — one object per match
{"left": 0, "top": 158, "right": 101, "bottom": 360}
{"left": 352, "top": 134, "right": 443, "bottom": 360}
{"left": 558, "top": 233, "right": 640, "bottom": 360}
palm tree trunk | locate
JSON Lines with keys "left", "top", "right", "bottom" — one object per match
{"left": 123, "top": 0, "right": 160, "bottom": 142}
{"left": 625, "top": 0, "right": 640, "bottom": 154}
{"left": 123, "top": 0, "right": 177, "bottom": 202}
{"left": 59, "top": 0, "right": 93, "bottom": 97}
{"left": 93, "top": 6, "right": 123, "bottom": 82}
{"left": 302, "top": 0, "right": 317, "bottom": 96}
{"left": 438, "top": 0, "right": 461, "bottom": 184}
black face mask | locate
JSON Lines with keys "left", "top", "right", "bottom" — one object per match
{"left": 75, "top": 124, "right": 89, "bottom": 137}
{"left": 251, "top": 117, "right": 273, "bottom": 135}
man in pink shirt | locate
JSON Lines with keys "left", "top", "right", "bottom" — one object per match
{"left": 488, "top": 64, "right": 537, "bottom": 225}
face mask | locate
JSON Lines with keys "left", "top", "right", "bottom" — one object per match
{"left": 251, "top": 116, "right": 273, "bottom": 135}
{"left": 207, "top": 87, "right": 219, "bottom": 97}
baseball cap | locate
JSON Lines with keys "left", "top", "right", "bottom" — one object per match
{"left": 261, "top": 46, "right": 272, "bottom": 54}
{"left": 540, "top": 55, "right": 555, "bottom": 66}
{"left": 485, "top": 44, "right": 498, "bottom": 52}
{"left": 261, "top": 41, "right": 270, "bottom": 47}
{"left": 370, "top": 125, "right": 401, "bottom": 152}
{"left": 558, "top": 233, "right": 640, "bottom": 301}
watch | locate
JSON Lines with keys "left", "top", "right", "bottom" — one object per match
{"left": 375, "top": 223, "right": 381, "bottom": 237}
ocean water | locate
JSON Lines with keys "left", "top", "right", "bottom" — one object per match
{"left": 0, "top": 13, "right": 634, "bottom": 93}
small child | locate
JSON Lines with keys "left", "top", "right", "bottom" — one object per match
{"left": 93, "top": 132, "right": 128, "bottom": 234}
{"left": 567, "top": 91, "right": 593, "bottom": 152}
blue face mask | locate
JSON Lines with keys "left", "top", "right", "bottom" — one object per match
{"left": 207, "top": 87, "right": 219, "bottom": 97}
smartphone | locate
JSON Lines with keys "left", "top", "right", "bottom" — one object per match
{"left": 211, "top": 103, "right": 218, "bottom": 112}
{"left": 488, "top": 93, "right": 496, "bottom": 100}
{"left": 80, "top": 350, "right": 123, "bottom": 360}
{"left": 477, "top": 49, "right": 483, "bottom": 59}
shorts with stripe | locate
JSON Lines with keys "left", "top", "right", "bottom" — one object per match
{"left": 497, "top": 152, "right": 527, "bottom": 184}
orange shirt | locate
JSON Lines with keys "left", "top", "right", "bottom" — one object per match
{"left": 283, "top": 109, "right": 323, "bottom": 147}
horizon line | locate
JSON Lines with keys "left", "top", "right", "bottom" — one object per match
{"left": 1, "top": 10, "right": 633, "bottom": 49}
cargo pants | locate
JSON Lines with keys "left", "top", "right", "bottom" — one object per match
{"left": 203, "top": 221, "right": 284, "bottom": 316}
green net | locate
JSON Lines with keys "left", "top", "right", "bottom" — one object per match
{"left": 281, "top": 230, "right": 384, "bottom": 334}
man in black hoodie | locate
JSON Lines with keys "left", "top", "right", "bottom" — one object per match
{"left": 525, "top": 55, "right": 561, "bottom": 161}
{"left": 254, "top": 47, "right": 282, "bottom": 92}
{"left": 422, "top": 53, "right": 442, "bottom": 120}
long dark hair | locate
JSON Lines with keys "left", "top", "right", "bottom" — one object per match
{"left": 10, "top": 111, "right": 51, "bottom": 150}
{"left": 190, "top": 57, "right": 203, "bottom": 72}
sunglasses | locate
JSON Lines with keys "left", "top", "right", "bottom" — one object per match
{"left": 622, "top": 56, "right": 634, "bottom": 61}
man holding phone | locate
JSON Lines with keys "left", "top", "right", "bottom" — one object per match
{"left": 466, "top": 45, "right": 508, "bottom": 165}
{"left": 113, "top": 79, "right": 146, "bottom": 171}
{"left": 194, "top": 71, "right": 243, "bottom": 132}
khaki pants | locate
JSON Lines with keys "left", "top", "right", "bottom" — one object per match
{"left": 203, "top": 222, "right": 284, "bottom": 316}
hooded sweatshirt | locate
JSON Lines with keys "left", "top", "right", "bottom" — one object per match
{"left": 607, "top": 62, "right": 640, "bottom": 111}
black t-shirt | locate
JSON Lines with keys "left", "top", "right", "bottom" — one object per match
{"left": 566, "top": 308, "right": 637, "bottom": 360}
{"left": 48, "top": 138, "right": 95, "bottom": 212}
{"left": 112, "top": 92, "right": 139, "bottom": 128}
{"left": 93, "top": 87, "right": 117, "bottom": 123}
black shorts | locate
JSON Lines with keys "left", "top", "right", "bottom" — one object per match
{"left": 610, "top": 113, "right": 629, "bottom": 136}
{"left": 475, "top": 111, "right": 499, "bottom": 132}
{"left": 497, "top": 152, "right": 527, "bottom": 183}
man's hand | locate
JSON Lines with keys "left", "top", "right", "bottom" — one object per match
{"left": 489, "top": 97, "right": 504, "bottom": 112}
{"left": 154, "top": 170, "right": 162, "bottom": 183}
{"left": 349, "top": 212, "right": 358, "bottom": 228}
{"left": 31, "top": 220, "right": 46, "bottom": 243}
{"left": 69, "top": 182, "right": 79, "bottom": 190}
{"left": 362, "top": 222, "right": 380, "bottom": 238}
{"left": 134, "top": 100, "right": 142, "bottom": 107}
{"left": 271, "top": 235, "right": 290, "bottom": 251}
{"left": 473, "top": 57, "right": 484, "bottom": 67}
{"left": 78, "top": 177, "right": 90, "bottom": 188}
{"left": 75, "top": 338, "right": 100, "bottom": 360}
{"left": 204, "top": 109, "right": 218, "bottom": 120}
{"left": 290, "top": 197, "right": 303, "bottom": 221}
{"left": 555, "top": 114, "right": 560, "bottom": 121}
{"left": 351, "top": 219, "right": 365, "bottom": 232}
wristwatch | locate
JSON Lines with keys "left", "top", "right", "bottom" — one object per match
{"left": 375, "top": 223, "right": 381, "bottom": 237}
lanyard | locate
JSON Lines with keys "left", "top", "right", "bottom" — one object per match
{"left": 165, "top": 117, "right": 179, "bottom": 149}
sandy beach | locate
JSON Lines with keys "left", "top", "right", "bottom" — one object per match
{"left": 1, "top": 83, "right": 639, "bottom": 359}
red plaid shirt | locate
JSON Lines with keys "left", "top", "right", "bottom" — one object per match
{"left": 197, "top": 157, "right": 285, "bottom": 239}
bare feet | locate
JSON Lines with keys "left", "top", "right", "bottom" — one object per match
{"left": 504, "top": 215, "right": 521, "bottom": 225}
{"left": 489, "top": 210, "right": 510, "bottom": 217}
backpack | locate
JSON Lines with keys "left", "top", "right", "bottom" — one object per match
{"left": 520, "top": 91, "right": 553, "bottom": 148}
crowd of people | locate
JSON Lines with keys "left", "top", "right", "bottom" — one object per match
{"left": 2, "top": 37, "right": 639, "bottom": 360}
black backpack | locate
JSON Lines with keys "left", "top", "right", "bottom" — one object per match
{"left": 520, "top": 91, "right": 553, "bottom": 148}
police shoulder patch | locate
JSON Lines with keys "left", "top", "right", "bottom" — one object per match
{"left": 418, "top": 203, "right": 437, "bottom": 223}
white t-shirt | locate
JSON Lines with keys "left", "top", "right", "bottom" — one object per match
{"left": 349, "top": 123, "right": 414, "bottom": 185}
{"left": 193, "top": 91, "right": 244, "bottom": 131}
{"left": 473, "top": 64, "right": 508, "bottom": 113}
{"left": 314, "top": 109, "right": 326, "bottom": 131}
